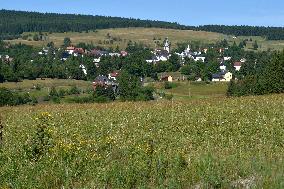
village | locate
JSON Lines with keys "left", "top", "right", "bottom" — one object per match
{"left": 0, "top": 37, "right": 245, "bottom": 90}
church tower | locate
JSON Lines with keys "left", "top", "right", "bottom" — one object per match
{"left": 164, "top": 37, "right": 170, "bottom": 53}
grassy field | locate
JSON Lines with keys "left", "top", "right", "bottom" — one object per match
{"left": 0, "top": 78, "right": 228, "bottom": 102}
{"left": 0, "top": 94, "right": 283, "bottom": 188}
{"left": 5, "top": 27, "right": 284, "bottom": 51}
{"left": 0, "top": 78, "right": 92, "bottom": 99}
{"left": 152, "top": 81, "right": 228, "bottom": 99}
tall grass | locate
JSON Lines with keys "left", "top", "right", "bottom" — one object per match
{"left": 0, "top": 94, "right": 283, "bottom": 188}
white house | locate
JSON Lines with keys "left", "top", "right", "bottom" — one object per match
{"left": 219, "top": 63, "right": 227, "bottom": 71}
{"left": 194, "top": 56, "right": 206, "bottom": 62}
{"left": 240, "top": 58, "right": 246, "bottom": 63}
{"left": 224, "top": 57, "right": 232, "bottom": 61}
{"left": 79, "top": 64, "right": 87, "bottom": 75}
{"left": 234, "top": 62, "right": 242, "bottom": 71}
{"left": 94, "top": 57, "right": 101, "bottom": 63}
{"left": 66, "top": 46, "right": 75, "bottom": 55}
{"left": 109, "top": 53, "right": 121, "bottom": 57}
{"left": 212, "top": 72, "right": 232, "bottom": 82}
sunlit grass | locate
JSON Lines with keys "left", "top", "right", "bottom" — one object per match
{"left": 0, "top": 94, "right": 283, "bottom": 188}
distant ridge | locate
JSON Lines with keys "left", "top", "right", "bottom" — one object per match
{"left": 0, "top": 9, "right": 283, "bottom": 40}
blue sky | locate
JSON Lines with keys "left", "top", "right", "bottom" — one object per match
{"left": 1, "top": 0, "right": 283, "bottom": 26}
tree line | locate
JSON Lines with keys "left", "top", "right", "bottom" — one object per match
{"left": 0, "top": 9, "right": 188, "bottom": 40}
{"left": 227, "top": 50, "right": 284, "bottom": 96}
{"left": 1, "top": 10, "right": 283, "bottom": 40}
{"left": 195, "top": 25, "right": 284, "bottom": 40}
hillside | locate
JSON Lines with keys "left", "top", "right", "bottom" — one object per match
{"left": 6, "top": 28, "right": 284, "bottom": 51}
{"left": 0, "top": 9, "right": 189, "bottom": 40}
{"left": 0, "top": 94, "right": 283, "bottom": 188}
{"left": 1, "top": 10, "right": 284, "bottom": 41}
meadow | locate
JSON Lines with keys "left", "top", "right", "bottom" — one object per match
{"left": 0, "top": 93, "right": 283, "bottom": 188}
{"left": 5, "top": 28, "right": 284, "bottom": 51}
{"left": 0, "top": 79, "right": 228, "bottom": 102}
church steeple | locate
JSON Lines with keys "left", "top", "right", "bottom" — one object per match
{"left": 164, "top": 37, "right": 170, "bottom": 53}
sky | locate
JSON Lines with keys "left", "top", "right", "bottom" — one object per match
{"left": 1, "top": 0, "right": 283, "bottom": 27}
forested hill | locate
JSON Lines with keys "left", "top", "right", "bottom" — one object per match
{"left": 1, "top": 9, "right": 284, "bottom": 40}
{"left": 196, "top": 25, "right": 284, "bottom": 40}
{"left": 0, "top": 9, "right": 190, "bottom": 39}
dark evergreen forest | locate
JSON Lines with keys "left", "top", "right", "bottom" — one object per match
{"left": 1, "top": 10, "right": 284, "bottom": 40}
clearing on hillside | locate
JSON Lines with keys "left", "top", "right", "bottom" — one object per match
{"left": 6, "top": 28, "right": 284, "bottom": 50}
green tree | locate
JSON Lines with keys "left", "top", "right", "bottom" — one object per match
{"left": 63, "top": 37, "right": 71, "bottom": 47}
{"left": 118, "top": 71, "right": 141, "bottom": 101}
{"left": 33, "top": 34, "right": 39, "bottom": 41}
{"left": 253, "top": 40, "right": 258, "bottom": 50}
{"left": 93, "top": 85, "right": 115, "bottom": 102}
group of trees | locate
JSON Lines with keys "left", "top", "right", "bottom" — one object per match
{"left": 0, "top": 87, "right": 35, "bottom": 106}
{"left": 195, "top": 25, "right": 284, "bottom": 40}
{"left": 227, "top": 50, "right": 284, "bottom": 96}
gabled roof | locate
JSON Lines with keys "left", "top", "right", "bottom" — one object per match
{"left": 94, "top": 75, "right": 109, "bottom": 83}
{"left": 67, "top": 46, "right": 75, "bottom": 50}
{"left": 234, "top": 62, "right": 242, "bottom": 67}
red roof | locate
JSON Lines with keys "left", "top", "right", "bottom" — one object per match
{"left": 120, "top": 51, "right": 128, "bottom": 56}
{"left": 75, "top": 48, "right": 84, "bottom": 54}
{"left": 67, "top": 46, "right": 75, "bottom": 50}
{"left": 234, "top": 62, "right": 242, "bottom": 67}
{"left": 110, "top": 72, "right": 119, "bottom": 77}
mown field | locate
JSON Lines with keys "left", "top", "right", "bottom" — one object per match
{"left": 5, "top": 28, "right": 284, "bottom": 51}
{"left": 0, "top": 79, "right": 228, "bottom": 102}
{"left": 151, "top": 81, "right": 228, "bottom": 100}
{"left": 0, "top": 94, "right": 283, "bottom": 188}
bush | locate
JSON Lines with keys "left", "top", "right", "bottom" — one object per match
{"left": 94, "top": 85, "right": 115, "bottom": 102}
{"left": 164, "top": 94, "right": 174, "bottom": 100}
{"left": 69, "top": 86, "right": 81, "bottom": 95}
{"left": 58, "top": 88, "right": 68, "bottom": 97}
{"left": 137, "top": 86, "right": 155, "bottom": 101}
{"left": 35, "top": 84, "right": 42, "bottom": 91}
{"left": 67, "top": 95, "right": 94, "bottom": 104}
{"left": 49, "top": 87, "right": 59, "bottom": 98}
{"left": 164, "top": 82, "right": 177, "bottom": 89}
{"left": 0, "top": 88, "right": 33, "bottom": 106}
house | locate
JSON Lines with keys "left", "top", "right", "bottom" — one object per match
{"left": 156, "top": 49, "right": 170, "bottom": 61}
{"left": 91, "top": 49, "right": 109, "bottom": 57}
{"left": 120, "top": 51, "right": 128, "bottom": 57}
{"left": 93, "top": 57, "right": 101, "bottom": 63}
{"left": 219, "top": 63, "right": 227, "bottom": 71}
{"left": 161, "top": 75, "right": 173, "bottom": 82}
{"left": 79, "top": 64, "right": 87, "bottom": 75}
{"left": 108, "top": 71, "right": 120, "bottom": 81}
{"left": 234, "top": 62, "right": 242, "bottom": 71}
{"left": 66, "top": 46, "right": 75, "bottom": 54}
{"left": 74, "top": 48, "right": 85, "bottom": 55}
{"left": 194, "top": 56, "right": 206, "bottom": 62}
{"left": 61, "top": 52, "right": 70, "bottom": 61}
{"left": 93, "top": 75, "right": 118, "bottom": 93}
{"left": 109, "top": 53, "right": 121, "bottom": 57}
{"left": 224, "top": 57, "right": 232, "bottom": 61}
{"left": 240, "top": 58, "right": 246, "bottom": 63}
{"left": 212, "top": 72, "right": 233, "bottom": 82}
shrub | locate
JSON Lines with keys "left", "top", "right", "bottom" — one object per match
{"left": 69, "top": 86, "right": 81, "bottom": 95}
{"left": 94, "top": 85, "right": 115, "bottom": 102}
{"left": 49, "top": 87, "right": 59, "bottom": 98}
{"left": 0, "top": 88, "right": 33, "bottom": 106}
{"left": 164, "top": 82, "right": 177, "bottom": 89}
